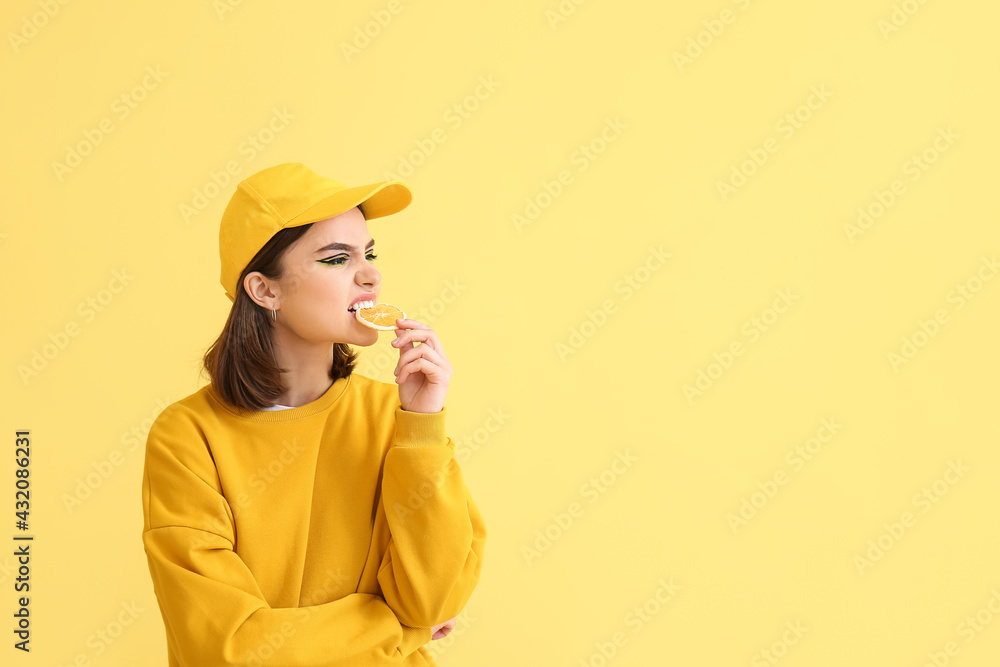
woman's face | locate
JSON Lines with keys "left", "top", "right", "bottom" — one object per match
{"left": 264, "top": 206, "right": 383, "bottom": 347}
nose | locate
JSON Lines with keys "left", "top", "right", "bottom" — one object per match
{"left": 357, "top": 261, "right": 379, "bottom": 288}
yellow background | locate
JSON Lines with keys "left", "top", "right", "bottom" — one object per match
{"left": 3, "top": 0, "right": 999, "bottom": 664}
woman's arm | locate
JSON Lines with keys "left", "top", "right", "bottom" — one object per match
{"left": 376, "top": 406, "right": 488, "bottom": 629}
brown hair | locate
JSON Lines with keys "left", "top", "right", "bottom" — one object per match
{"left": 201, "top": 210, "right": 363, "bottom": 412}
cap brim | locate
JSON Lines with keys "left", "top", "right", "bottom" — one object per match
{"left": 287, "top": 180, "right": 412, "bottom": 227}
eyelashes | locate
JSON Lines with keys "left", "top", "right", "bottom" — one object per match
{"left": 319, "top": 253, "right": 378, "bottom": 266}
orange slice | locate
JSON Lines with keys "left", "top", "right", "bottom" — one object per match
{"left": 356, "top": 302, "right": 405, "bottom": 331}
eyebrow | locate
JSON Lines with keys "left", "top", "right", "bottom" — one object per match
{"left": 314, "top": 239, "right": 375, "bottom": 254}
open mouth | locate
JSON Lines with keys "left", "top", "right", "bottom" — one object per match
{"left": 348, "top": 300, "right": 376, "bottom": 318}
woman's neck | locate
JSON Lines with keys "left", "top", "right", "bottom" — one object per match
{"left": 270, "top": 333, "right": 336, "bottom": 407}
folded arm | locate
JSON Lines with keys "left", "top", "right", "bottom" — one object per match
{"left": 377, "top": 407, "right": 487, "bottom": 628}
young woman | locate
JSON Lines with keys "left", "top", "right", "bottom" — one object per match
{"left": 140, "top": 163, "right": 486, "bottom": 666}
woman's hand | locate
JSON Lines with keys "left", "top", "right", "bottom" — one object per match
{"left": 430, "top": 617, "right": 456, "bottom": 640}
{"left": 391, "top": 318, "right": 452, "bottom": 414}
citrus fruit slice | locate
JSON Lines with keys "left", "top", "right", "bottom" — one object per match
{"left": 356, "top": 302, "right": 405, "bottom": 330}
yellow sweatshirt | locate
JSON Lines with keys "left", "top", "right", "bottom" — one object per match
{"left": 140, "top": 372, "right": 486, "bottom": 666}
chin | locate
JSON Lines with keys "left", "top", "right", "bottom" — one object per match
{"left": 347, "top": 328, "right": 380, "bottom": 345}
{"left": 348, "top": 337, "right": 378, "bottom": 347}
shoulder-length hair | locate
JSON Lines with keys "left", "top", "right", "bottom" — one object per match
{"left": 201, "top": 220, "right": 359, "bottom": 412}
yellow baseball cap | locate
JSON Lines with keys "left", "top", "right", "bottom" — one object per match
{"left": 218, "top": 162, "right": 412, "bottom": 302}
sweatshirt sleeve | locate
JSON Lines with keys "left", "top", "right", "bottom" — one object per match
{"left": 140, "top": 406, "right": 432, "bottom": 666}
{"left": 377, "top": 406, "right": 487, "bottom": 629}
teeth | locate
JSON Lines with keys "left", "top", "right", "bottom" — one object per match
{"left": 349, "top": 300, "right": 375, "bottom": 311}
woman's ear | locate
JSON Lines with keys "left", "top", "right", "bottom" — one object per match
{"left": 243, "top": 271, "right": 279, "bottom": 310}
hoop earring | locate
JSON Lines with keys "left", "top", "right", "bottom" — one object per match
{"left": 272, "top": 309, "right": 277, "bottom": 321}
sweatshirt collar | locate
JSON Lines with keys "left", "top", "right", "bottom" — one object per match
{"left": 208, "top": 374, "right": 352, "bottom": 423}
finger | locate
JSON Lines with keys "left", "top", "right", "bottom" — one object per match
{"left": 395, "top": 341, "right": 447, "bottom": 377}
{"left": 396, "top": 345, "right": 451, "bottom": 382}
{"left": 394, "top": 318, "right": 430, "bottom": 333}
{"left": 397, "top": 357, "right": 449, "bottom": 386}
{"left": 393, "top": 326, "right": 446, "bottom": 358}
{"left": 393, "top": 319, "right": 429, "bottom": 350}
{"left": 395, "top": 326, "right": 446, "bottom": 357}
